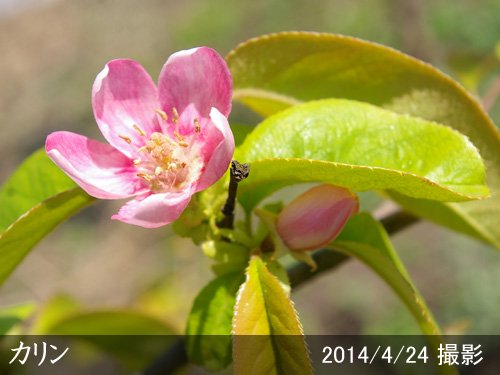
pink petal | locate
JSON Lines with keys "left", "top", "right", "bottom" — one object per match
{"left": 277, "top": 185, "right": 359, "bottom": 251}
{"left": 92, "top": 59, "right": 161, "bottom": 158}
{"left": 46, "top": 131, "right": 146, "bottom": 199}
{"left": 158, "top": 47, "right": 232, "bottom": 122}
{"left": 112, "top": 190, "right": 193, "bottom": 228}
{"left": 195, "top": 107, "right": 235, "bottom": 192}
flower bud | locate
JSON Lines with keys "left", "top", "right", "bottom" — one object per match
{"left": 276, "top": 184, "right": 359, "bottom": 251}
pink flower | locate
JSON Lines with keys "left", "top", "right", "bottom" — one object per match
{"left": 276, "top": 185, "right": 359, "bottom": 251}
{"left": 46, "top": 47, "right": 234, "bottom": 228}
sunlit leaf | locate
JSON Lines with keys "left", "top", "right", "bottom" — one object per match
{"left": 235, "top": 99, "right": 488, "bottom": 210}
{"left": 0, "top": 149, "right": 76, "bottom": 231}
{"left": 228, "top": 31, "right": 500, "bottom": 249}
{"left": 386, "top": 191, "right": 498, "bottom": 246}
{"left": 232, "top": 256, "right": 312, "bottom": 375}
{"left": 185, "top": 272, "right": 244, "bottom": 371}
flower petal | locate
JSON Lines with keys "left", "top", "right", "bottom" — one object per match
{"left": 158, "top": 47, "right": 232, "bottom": 122}
{"left": 277, "top": 185, "right": 359, "bottom": 251}
{"left": 195, "top": 107, "right": 235, "bottom": 192}
{"left": 92, "top": 59, "right": 161, "bottom": 158}
{"left": 46, "top": 131, "right": 145, "bottom": 199}
{"left": 112, "top": 190, "right": 193, "bottom": 228}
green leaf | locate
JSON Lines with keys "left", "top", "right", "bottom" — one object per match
{"left": 201, "top": 241, "right": 249, "bottom": 276}
{"left": 0, "top": 188, "right": 94, "bottom": 286}
{"left": 185, "top": 272, "right": 244, "bottom": 371}
{"left": 0, "top": 149, "right": 76, "bottom": 231}
{"left": 0, "top": 302, "right": 36, "bottom": 335}
{"left": 232, "top": 256, "right": 312, "bottom": 375}
{"left": 228, "top": 31, "right": 500, "bottom": 248}
{"left": 331, "top": 213, "right": 456, "bottom": 374}
{"left": 0, "top": 149, "right": 95, "bottom": 286}
{"left": 333, "top": 213, "right": 439, "bottom": 335}
{"left": 236, "top": 99, "right": 488, "bottom": 210}
{"left": 386, "top": 191, "right": 498, "bottom": 246}
{"left": 44, "top": 309, "right": 177, "bottom": 370}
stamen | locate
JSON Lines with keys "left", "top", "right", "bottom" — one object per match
{"left": 172, "top": 107, "right": 179, "bottom": 124}
{"left": 137, "top": 173, "right": 151, "bottom": 182}
{"left": 173, "top": 130, "right": 184, "bottom": 142}
{"left": 194, "top": 118, "right": 201, "bottom": 133}
{"left": 132, "top": 131, "right": 200, "bottom": 193}
{"left": 155, "top": 109, "right": 168, "bottom": 121}
{"left": 119, "top": 135, "right": 132, "bottom": 144}
{"left": 133, "top": 124, "right": 146, "bottom": 136}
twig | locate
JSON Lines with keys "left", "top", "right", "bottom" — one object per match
{"left": 143, "top": 210, "right": 419, "bottom": 374}
{"left": 218, "top": 160, "right": 250, "bottom": 229}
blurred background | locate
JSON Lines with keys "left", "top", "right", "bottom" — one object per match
{"left": 1, "top": 0, "right": 500, "bottom": 340}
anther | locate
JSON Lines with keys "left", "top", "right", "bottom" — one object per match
{"left": 173, "top": 130, "right": 184, "bottom": 142}
{"left": 155, "top": 166, "right": 163, "bottom": 176}
{"left": 178, "top": 141, "right": 189, "bottom": 148}
{"left": 119, "top": 135, "right": 132, "bottom": 144}
{"left": 172, "top": 107, "right": 179, "bottom": 124}
{"left": 137, "top": 173, "right": 151, "bottom": 182}
{"left": 155, "top": 109, "right": 168, "bottom": 121}
{"left": 133, "top": 158, "right": 142, "bottom": 165}
{"left": 194, "top": 118, "right": 201, "bottom": 133}
{"left": 133, "top": 124, "right": 146, "bottom": 136}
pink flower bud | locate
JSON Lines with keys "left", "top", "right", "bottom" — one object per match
{"left": 276, "top": 185, "right": 359, "bottom": 251}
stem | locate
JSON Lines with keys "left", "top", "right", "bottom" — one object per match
{"left": 218, "top": 160, "right": 250, "bottom": 229}
{"left": 143, "top": 210, "right": 419, "bottom": 374}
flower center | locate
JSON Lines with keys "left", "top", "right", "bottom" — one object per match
{"left": 132, "top": 120, "right": 202, "bottom": 192}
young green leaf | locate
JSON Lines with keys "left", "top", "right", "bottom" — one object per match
{"left": 0, "top": 149, "right": 95, "bottom": 286}
{"left": 386, "top": 191, "right": 498, "bottom": 246}
{"left": 233, "top": 256, "right": 312, "bottom": 375}
{"left": 0, "top": 188, "right": 94, "bottom": 286}
{"left": 185, "top": 272, "right": 244, "bottom": 371}
{"left": 0, "top": 149, "right": 76, "bottom": 231}
{"left": 236, "top": 99, "right": 488, "bottom": 210}
{"left": 330, "top": 213, "right": 456, "bottom": 375}
{"left": 227, "top": 31, "right": 500, "bottom": 249}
